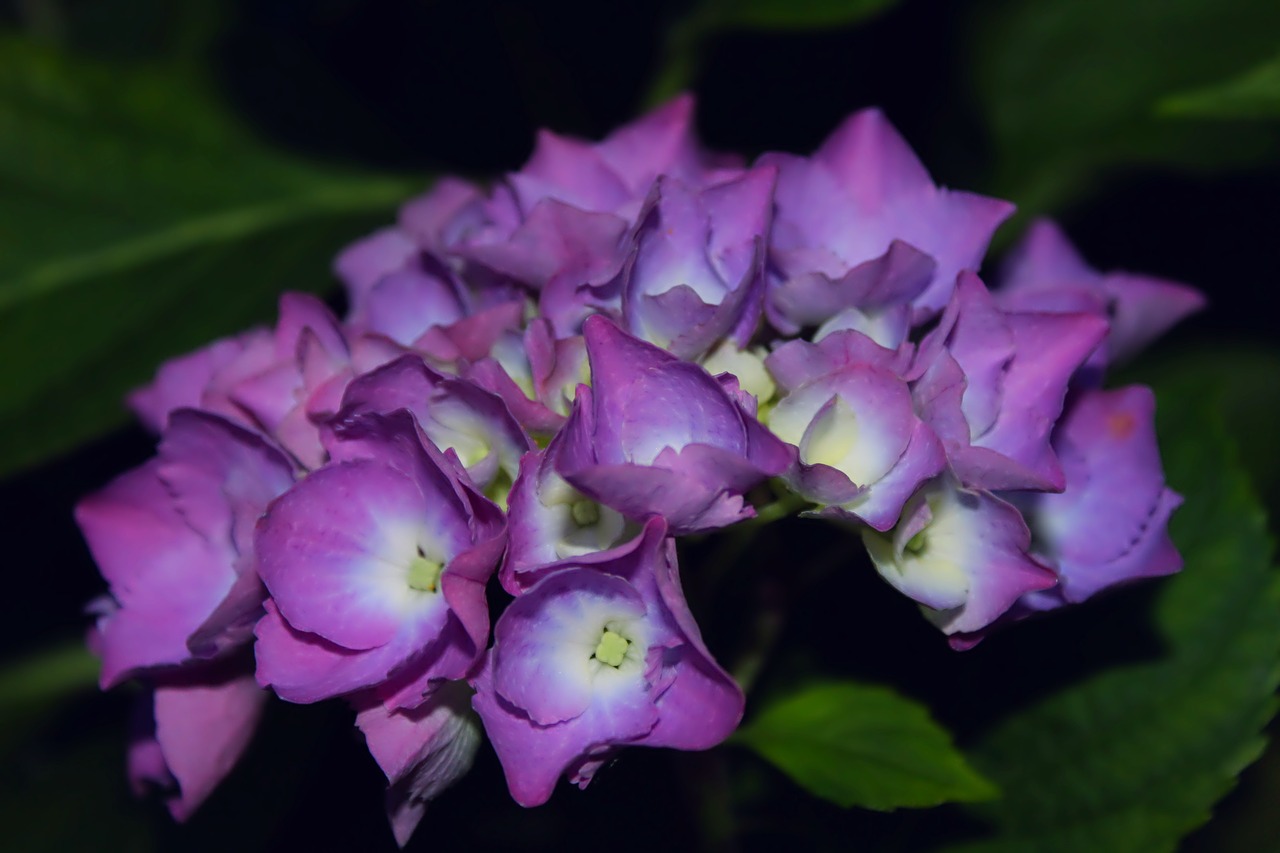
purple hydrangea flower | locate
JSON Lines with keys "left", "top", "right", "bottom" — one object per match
{"left": 472, "top": 518, "right": 743, "bottom": 806}
{"left": 911, "top": 272, "right": 1108, "bottom": 491}
{"left": 765, "top": 330, "right": 944, "bottom": 530}
{"left": 253, "top": 410, "right": 505, "bottom": 708}
{"left": 502, "top": 426, "right": 633, "bottom": 590}
{"left": 464, "top": 319, "right": 588, "bottom": 437}
{"left": 762, "top": 108, "right": 1014, "bottom": 322}
{"left": 862, "top": 477, "right": 1055, "bottom": 638}
{"left": 554, "top": 315, "right": 793, "bottom": 533}
{"left": 622, "top": 166, "right": 775, "bottom": 360}
{"left": 505, "top": 93, "right": 739, "bottom": 224}
{"left": 77, "top": 411, "right": 295, "bottom": 686}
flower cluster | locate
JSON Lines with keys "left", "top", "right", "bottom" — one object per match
{"left": 76, "top": 96, "right": 1201, "bottom": 843}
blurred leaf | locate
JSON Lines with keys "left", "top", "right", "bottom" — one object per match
{"left": 969, "top": 0, "right": 1280, "bottom": 214}
{"left": 733, "top": 680, "right": 997, "bottom": 810}
{"left": 0, "top": 641, "right": 97, "bottom": 708}
{"left": 1123, "top": 343, "right": 1280, "bottom": 518}
{"left": 0, "top": 641, "right": 99, "bottom": 754}
{"left": 945, "top": 381, "right": 1280, "bottom": 852}
{"left": 0, "top": 724, "right": 157, "bottom": 853}
{"left": 0, "top": 35, "right": 424, "bottom": 476}
{"left": 644, "top": 0, "right": 899, "bottom": 106}
{"left": 1158, "top": 52, "right": 1280, "bottom": 119}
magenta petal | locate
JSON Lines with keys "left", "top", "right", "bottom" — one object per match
{"left": 151, "top": 669, "right": 268, "bottom": 821}
{"left": 354, "top": 681, "right": 481, "bottom": 847}
{"left": 77, "top": 463, "right": 235, "bottom": 686}
{"left": 128, "top": 334, "right": 255, "bottom": 432}
{"left": 973, "top": 310, "right": 1108, "bottom": 488}
{"left": 254, "top": 600, "right": 454, "bottom": 704}
{"left": 158, "top": 410, "right": 295, "bottom": 559}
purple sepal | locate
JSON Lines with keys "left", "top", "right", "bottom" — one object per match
{"left": 998, "top": 219, "right": 1205, "bottom": 366}
{"left": 863, "top": 478, "right": 1056, "bottom": 636}
{"left": 762, "top": 109, "right": 1014, "bottom": 318}
{"left": 553, "top": 316, "right": 791, "bottom": 534}
{"left": 77, "top": 412, "right": 295, "bottom": 687}
{"left": 128, "top": 332, "right": 263, "bottom": 433}
{"left": 335, "top": 354, "right": 533, "bottom": 491}
{"left": 766, "top": 328, "right": 914, "bottom": 391}
{"left": 464, "top": 197, "right": 629, "bottom": 293}
{"left": 1021, "top": 386, "right": 1183, "bottom": 605}
{"left": 508, "top": 94, "right": 737, "bottom": 223}
{"left": 353, "top": 680, "right": 482, "bottom": 847}
{"left": 398, "top": 177, "right": 492, "bottom": 255}
{"left": 623, "top": 167, "right": 775, "bottom": 360}
{"left": 222, "top": 293, "right": 355, "bottom": 470}
{"left": 472, "top": 518, "right": 743, "bottom": 806}
{"left": 411, "top": 300, "right": 527, "bottom": 368}
{"left": 333, "top": 227, "right": 419, "bottom": 310}
{"left": 127, "top": 660, "right": 267, "bottom": 821}
{"left": 347, "top": 256, "right": 467, "bottom": 347}
{"left": 767, "top": 239, "right": 936, "bottom": 345}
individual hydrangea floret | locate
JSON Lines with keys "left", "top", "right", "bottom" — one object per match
{"left": 554, "top": 315, "right": 793, "bottom": 534}
{"left": 910, "top": 272, "right": 1108, "bottom": 492}
{"left": 862, "top": 477, "right": 1056, "bottom": 638}
{"left": 622, "top": 166, "right": 775, "bottom": 360}
{"left": 253, "top": 411, "right": 505, "bottom": 708}
{"left": 471, "top": 518, "right": 743, "bottom": 806}
{"left": 765, "top": 330, "right": 943, "bottom": 530}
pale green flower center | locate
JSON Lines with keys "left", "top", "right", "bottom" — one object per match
{"left": 407, "top": 551, "right": 444, "bottom": 593}
{"left": 592, "top": 629, "right": 630, "bottom": 668}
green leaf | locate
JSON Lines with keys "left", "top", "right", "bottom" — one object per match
{"left": 1158, "top": 52, "right": 1280, "bottom": 119}
{"left": 0, "top": 641, "right": 101, "bottom": 756}
{"left": 946, "top": 380, "right": 1280, "bottom": 852}
{"left": 733, "top": 680, "right": 997, "bottom": 810}
{"left": 0, "top": 36, "right": 424, "bottom": 476}
{"left": 968, "top": 0, "right": 1280, "bottom": 214}
{"left": 1123, "top": 343, "right": 1280, "bottom": 518}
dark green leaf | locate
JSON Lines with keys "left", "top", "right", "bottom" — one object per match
{"left": 0, "top": 641, "right": 100, "bottom": 755}
{"left": 733, "top": 680, "right": 997, "bottom": 810}
{"left": 968, "top": 0, "right": 1280, "bottom": 214}
{"left": 0, "top": 36, "right": 424, "bottom": 475}
{"left": 1158, "top": 52, "right": 1280, "bottom": 119}
{"left": 1122, "top": 343, "right": 1280, "bottom": 518}
{"left": 946, "top": 379, "right": 1280, "bottom": 852}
